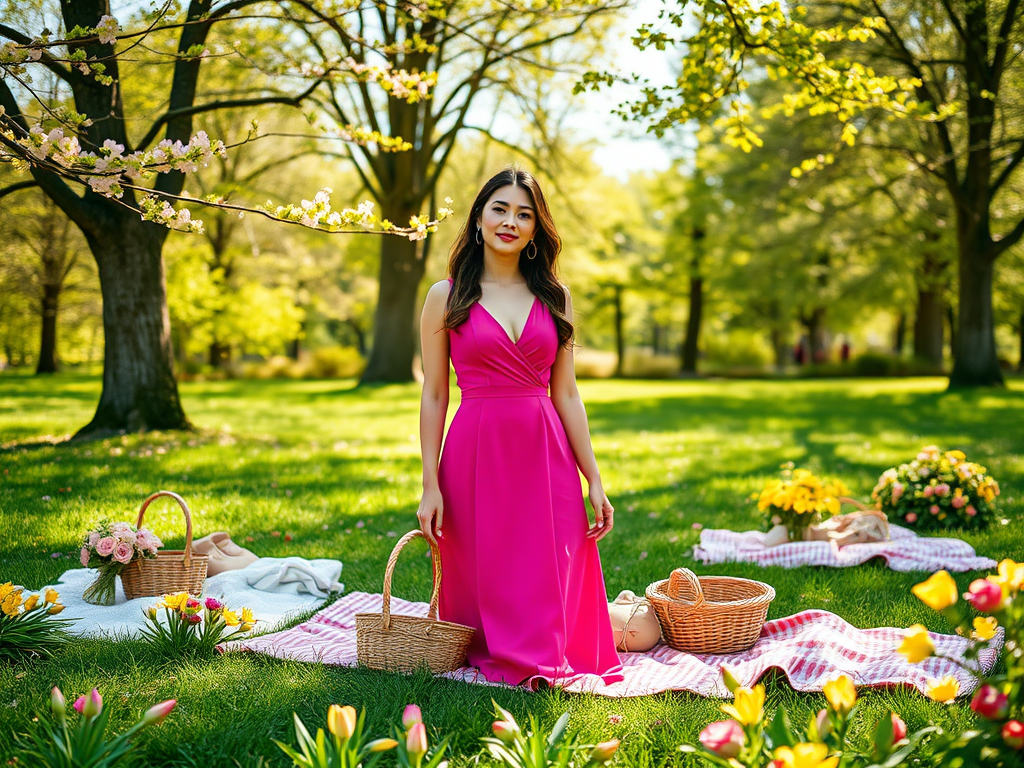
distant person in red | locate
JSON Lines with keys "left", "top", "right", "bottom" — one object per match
{"left": 841, "top": 339, "right": 851, "bottom": 362}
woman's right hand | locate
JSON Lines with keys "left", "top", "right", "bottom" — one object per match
{"left": 417, "top": 487, "right": 444, "bottom": 545}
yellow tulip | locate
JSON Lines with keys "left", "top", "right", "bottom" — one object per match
{"left": 44, "top": 588, "right": 59, "bottom": 605}
{"left": 823, "top": 675, "right": 856, "bottom": 715}
{"left": 897, "top": 625, "right": 935, "bottom": 663}
{"left": 773, "top": 742, "right": 839, "bottom": 768}
{"left": 997, "top": 560, "right": 1024, "bottom": 592}
{"left": 926, "top": 676, "right": 960, "bottom": 703}
{"left": 23, "top": 594, "right": 39, "bottom": 612}
{"left": 721, "top": 684, "right": 765, "bottom": 726}
{"left": 972, "top": 616, "right": 999, "bottom": 641}
{"left": 911, "top": 571, "right": 958, "bottom": 611}
{"left": 241, "top": 607, "right": 255, "bottom": 624}
{"left": 47, "top": 604, "right": 65, "bottom": 615}
{"left": 328, "top": 704, "right": 357, "bottom": 740}
{"left": 367, "top": 738, "right": 399, "bottom": 752}
{"left": 221, "top": 608, "right": 240, "bottom": 627}
{"left": 160, "top": 592, "right": 189, "bottom": 611}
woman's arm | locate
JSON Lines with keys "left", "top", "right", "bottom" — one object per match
{"left": 417, "top": 280, "right": 451, "bottom": 544}
{"left": 549, "top": 285, "right": 614, "bottom": 541}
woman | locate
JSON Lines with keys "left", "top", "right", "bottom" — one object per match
{"left": 417, "top": 168, "right": 624, "bottom": 687}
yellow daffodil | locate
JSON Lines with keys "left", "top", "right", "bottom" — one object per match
{"left": 47, "top": 604, "right": 65, "bottom": 615}
{"left": 221, "top": 608, "right": 240, "bottom": 627}
{"left": 823, "top": 675, "right": 856, "bottom": 715}
{"left": 926, "top": 676, "right": 960, "bottom": 703}
{"left": 912, "top": 571, "right": 958, "bottom": 611}
{"left": 972, "top": 616, "right": 999, "bottom": 641}
{"left": 328, "top": 704, "right": 357, "bottom": 740}
{"left": 44, "top": 588, "right": 59, "bottom": 605}
{"left": 1, "top": 589, "right": 24, "bottom": 617}
{"left": 23, "top": 594, "right": 39, "bottom": 612}
{"left": 0, "top": 583, "right": 13, "bottom": 601}
{"left": 773, "top": 742, "right": 839, "bottom": 768}
{"left": 239, "top": 622, "right": 254, "bottom": 632}
{"left": 897, "top": 625, "right": 935, "bottom": 663}
{"left": 721, "top": 684, "right": 765, "bottom": 726}
{"left": 996, "top": 560, "right": 1024, "bottom": 593}
{"left": 241, "top": 607, "right": 254, "bottom": 624}
{"left": 160, "top": 592, "right": 189, "bottom": 611}
{"left": 945, "top": 450, "right": 966, "bottom": 461}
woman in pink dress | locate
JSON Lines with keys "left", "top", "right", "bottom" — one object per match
{"left": 417, "top": 168, "right": 624, "bottom": 688}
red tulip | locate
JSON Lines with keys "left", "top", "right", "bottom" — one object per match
{"left": 890, "top": 713, "right": 907, "bottom": 743}
{"left": 1002, "top": 720, "right": 1024, "bottom": 750}
{"left": 966, "top": 580, "right": 1004, "bottom": 613}
{"left": 970, "top": 685, "right": 1009, "bottom": 720}
{"left": 698, "top": 720, "right": 744, "bottom": 759}
{"left": 492, "top": 720, "right": 518, "bottom": 744}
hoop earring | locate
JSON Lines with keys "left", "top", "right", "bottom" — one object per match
{"left": 526, "top": 239, "right": 538, "bottom": 260}
{"left": 475, "top": 227, "right": 482, "bottom": 245}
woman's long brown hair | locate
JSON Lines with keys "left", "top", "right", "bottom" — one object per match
{"left": 444, "top": 168, "right": 573, "bottom": 347}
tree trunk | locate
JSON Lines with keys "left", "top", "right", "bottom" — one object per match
{"left": 913, "top": 288, "right": 944, "bottom": 366}
{"left": 893, "top": 312, "right": 906, "bottom": 355}
{"left": 613, "top": 285, "right": 625, "bottom": 378}
{"left": 1018, "top": 308, "right": 1024, "bottom": 373}
{"left": 770, "top": 327, "right": 787, "bottom": 371}
{"left": 681, "top": 275, "right": 703, "bottom": 374}
{"left": 804, "top": 307, "right": 826, "bottom": 364}
{"left": 949, "top": 242, "right": 1002, "bottom": 388}
{"left": 36, "top": 282, "right": 60, "bottom": 374}
{"left": 76, "top": 216, "right": 189, "bottom": 436}
{"left": 361, "top": 219, "right": 425, "bottom": 383}
{"left": 345, "top": 318, "right": 366, "bottom": 355}
{"left": 208, "top": 340, "right": 230, "bottom": 367}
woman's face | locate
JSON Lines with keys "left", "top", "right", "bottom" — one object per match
{"left": 477, "top": 184, "right": 538, "bottom": 258}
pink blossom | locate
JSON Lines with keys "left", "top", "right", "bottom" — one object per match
{"left": 96, "top": 537, "right": 116, "bottom": 557}
{"left": 966, "top": 579, "right": 1003, "bottom": 613}
{"left": 73, "top": 696, "right": 85, "bottom": 714}
{"left": 905, "top": 512, "right": 918, "bottom": 523}
{"left": 186, "top": 613, "right": 202, "bottom": 624}
{"left": 80, "top": 547, "right": 90, "bottom": 567}
{"left": 142, "top": 699, "right": 176, "bottom": 726}
{"left": 692, "top": 522, "right": 703, "bottom": 530}
{"left": 112, "top": 541, "right": 134, "bottom": 564}
{"left": 923, "top": 485, "right": 934, "bottom": 498}
{"left": 966, "top": 505, "right": 977, "bottom": 517}
{"left": 608, "top": 714, "right": 623, "bottom": 724}
{"left": 204, "top": 598, "right": 223, "bottom": 611}
{"left": 698, "top": 720, "right": 745, "bottom": 759}
{"left": 891, "top": 483, "right": 903, "bottom": 502}
{"left": 891, "top": 713, "right": 907, "bottom": 743}
{"left": 934, "top": 483, "right": 950, "bottom": 496}
{"left": 952, "top": 495, "right": 966, "bottom": 509}
{"left": 929, "top": 505, "right": 940, "bottom": 515}
{"left": 88, "top": 532, "right": 100, "bottom": 547}
{"left": 402, "top": 704, "right": 422, "bottom": 730}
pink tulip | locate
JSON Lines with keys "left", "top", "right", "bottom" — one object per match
{"left": 971, "top": 685, "right": 1009, "bottom": 720}
{"left": 698, "top": 720, "right": 744, "bottom": 759}
{"left": 966, "top": 579, "right": 1003, "bottom": 613}
{"left": 83, "top": 689, "right": 102, "bottom": 719}
{"left": 905, "top": 512, "right": 918, "bottom": 524}
{"left": 96, "top": 537, "right": 116, "bottom": 557}
{"left": 73, "top": 695, "right": 86, "bottom": 714}
{"left": 186, "top": 613, "right": 202, "bottom": 624}
{"left": 402, "top": 704, "right": 423, "bottom": 730}
{"left": 204, "top": 597, "right": 223, "bottom": 611}
{"left": 51, "top": 687, "right": 66, "bottom": 720}
{"left": 589, "top": 739, "right": 620, "bottom": 763}
{"left": 891, "top": 713, "right": 907, "bottom": 743}
{"left": 814, "top": 709, "right": 832, "bottom": 739}
{"left": 1003, "top": 721, "right": 1024, "bottom": 750}
{"left": 186, "top": 598, "right": 200, "bottom": 609}
{"left": 142, "top": 699, "right": 177, "bottom": 726}
{"left": 406, "top": 722, "right": 428, "bottom": 757}
{"left": 492, "top": 720, "right": 518, "bottom": 744}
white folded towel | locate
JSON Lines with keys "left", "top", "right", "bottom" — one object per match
{"left": 242, "top": 557, "right": 343, "bottom": 597}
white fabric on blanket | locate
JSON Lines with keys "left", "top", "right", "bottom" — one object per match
{"left": 694, "top": 523, "right": 997, "bottom": 571}
{"left": 243, "top": 557, "right": 343, "bottom": 597}
{"left": 32, "top": 558, "right": 343, "bottom": 639}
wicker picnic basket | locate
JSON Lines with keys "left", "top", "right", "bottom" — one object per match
{"left": 119, "top": 491, "right": 208, "bottom": 600}
{"left": 356, "top": 530, "right": 475, "bottom": 673}
{"left": 646, "top": 568, "right": 775, "bottom": 654}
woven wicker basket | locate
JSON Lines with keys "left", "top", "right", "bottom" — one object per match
{"left": 646, "top": 568, "right": 775, "bottom": 654}
{"left": 356, "top": 530, "right": 475, "bottom": 673}
{"left": 119, "top": 491, "right": 208, "bottom": 600}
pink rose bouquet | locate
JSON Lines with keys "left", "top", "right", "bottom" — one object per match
{"left": 80, "top": 520, "right": 163, "bottom": 605}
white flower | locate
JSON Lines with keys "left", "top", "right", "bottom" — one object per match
{"left": 96, "top": 15, "right": 119, "bottom": 46}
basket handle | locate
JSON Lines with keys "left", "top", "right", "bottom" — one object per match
{"left": 135, "top": 491, "right": 195, "bottom": 568}
{"left": 837, "top": 496, "right": 876, "bottom": 512}
{"left": 380, "top": 530, "right": 442, "bottom": 630}
{"left": 669, "top": 568, "right": 706, "bottom": 608}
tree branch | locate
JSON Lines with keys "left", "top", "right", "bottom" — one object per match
{"left": 993, "top": 215, "right": 1024, "bottom": 259}
{"left": 0, "top": 24, "right": 74, "bottom": 83}
{"left": 0, "top": 179, "right": 39, "bottom": 200}
{"left": 992, "top": 0, "right": 1022, "bottom": 82}
{"left": 991, "top": 139, "right": 1024, "bottom": 195}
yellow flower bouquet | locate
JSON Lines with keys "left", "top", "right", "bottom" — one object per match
{"left": 756, "top": 465, "right": 849, "bottom": 542}
{"left": 140, "top": 592, "right": 255, "bottom": 658}
{"left": 0, "top": 583, "right": 70, "bottom": 661}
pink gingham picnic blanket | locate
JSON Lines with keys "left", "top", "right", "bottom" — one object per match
{"left": 218, "top": 591, "right": 1000, "bottom": 699}
{"left": 694, "top": 524, "right": 997, "bottom": 572}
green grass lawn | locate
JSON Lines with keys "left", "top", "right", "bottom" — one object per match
{"left": 1, "top": 374, "right": 1022, "bottom": 766}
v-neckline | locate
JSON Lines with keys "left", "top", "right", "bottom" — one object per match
{"left": 476, "top": 295, "right": 538, "bottom": 347}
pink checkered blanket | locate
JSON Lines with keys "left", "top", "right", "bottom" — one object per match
{"left": 218, "top": 591, "right": 1000, "bottom": 699}
{"left": 694, "top": 524, "right": 997, "bottom": 572}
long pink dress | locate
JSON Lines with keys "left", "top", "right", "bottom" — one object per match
{"left": 436, "top": 287, "right": 624, "bottom": 687}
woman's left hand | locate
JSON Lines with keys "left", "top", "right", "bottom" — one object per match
{"left": 586, "top": 484, "right": 614, "bottom": 542}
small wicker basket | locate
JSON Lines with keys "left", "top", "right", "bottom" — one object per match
{"left": 119, "top": 491, "right": 208, "bottom": 600}
{"left": 646, "top": 568, "right": 775, "bottom": 654}
{"left": 356, "top": 530, "right": 475, "bottom": 673}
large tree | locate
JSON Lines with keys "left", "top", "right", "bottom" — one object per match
{"left": 289, "top": 0, "right": 627, "bottom": 382}
{"left": 589, "top": 0, "right": 1024, "bottom": 387}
